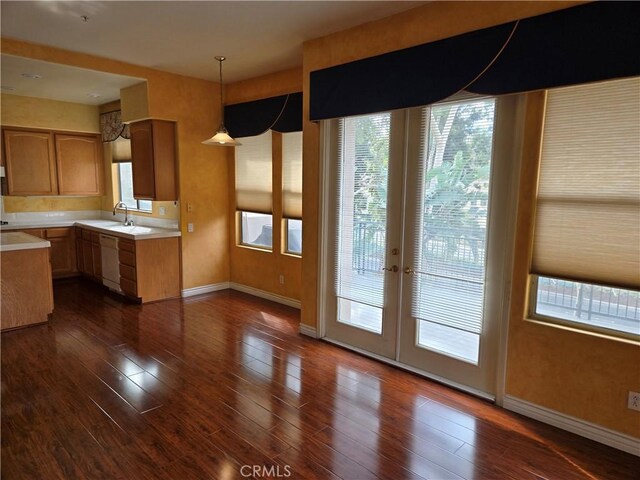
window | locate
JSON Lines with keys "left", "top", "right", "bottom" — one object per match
{"left": 285, "top": 219, "right": 302, "bottom": 255}
{"left": 240, "top": 212, "right": 273, "bottom": 249}
{"left": 118, "top": 162, "right": 152, "bottom": 212}
{"left": 530, "top": 77, "right": 640, "bottom": 338}
{"left": 282, "top": 132, "right": 303, "bottom": 255}
{"left": 236, "top": 131, "right": 273, "bottom": 249}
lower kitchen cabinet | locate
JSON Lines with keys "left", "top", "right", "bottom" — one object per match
{"left": 76, "top": 227, "right": 101, "bottom": 282}
{"left": 17, "top": 227, "right": 77, "bottom": 279}
{"left": 118, "top": 237, "right": 180, "bottom": 303}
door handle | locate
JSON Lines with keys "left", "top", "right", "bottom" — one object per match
{"left": 404, "top": 267, "right": 416, "bottom": 275}
{"left": 382, "top": 265, "right": 398, "bottom": 272}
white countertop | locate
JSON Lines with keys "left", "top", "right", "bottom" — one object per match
{"left": 0, "top": 232, "right": 51, "bottom": 252}
{"left": 1, "top": 220, "right": 181, "bottom": 240}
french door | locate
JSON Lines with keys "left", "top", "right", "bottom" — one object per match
{"left": 322, "top": 96, "right": 519, "bottom": 395}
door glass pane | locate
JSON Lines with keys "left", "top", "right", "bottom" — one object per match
{"left": 335, "top": 113, "right": 391, "bottom": 334}
{"left": 412, "top": 99, "right": 496, "bottom": 364}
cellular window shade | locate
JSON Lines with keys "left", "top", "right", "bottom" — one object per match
{"left": 235, "top": 131, "right": 272, "bottom": 214}
{"left": 532, "top": 77, "right": 640, "bottom": 289}
{"left": 282, "top": 132, "right": 303, "bottom": 219}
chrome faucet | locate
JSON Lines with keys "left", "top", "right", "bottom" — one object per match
{"left": 113, "top": 201, "right": 135, "bottom": 226}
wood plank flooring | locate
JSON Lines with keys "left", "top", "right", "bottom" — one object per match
{"left": 2, "top": 280, "right": 638, "bottom": 479}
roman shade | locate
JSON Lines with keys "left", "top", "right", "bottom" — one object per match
{"left": 310, "top": 2, "right": 640, "bottom": 121}
{"left": 282, "top": 131, "right": 303, "bottom": 219}
{"left": 226, "top": 92, "right": 302, "bottom": 138}
{"left": 111, "top": 136, "right": 132, "bottom": 163}
{"left": 235, "top": 131, "right": 272, "bottom": 214}
{"left": 531, "top": 77, "right": 640, "bottom": 290}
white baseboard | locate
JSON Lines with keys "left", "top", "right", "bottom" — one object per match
{"left": 503, "top": 395, "right": 640, "bottom": 456}
{"left": 181, "top": 282, "right": 230, "bottom": 298}
{"left": 299, "top": 324, "right": 318, "bottom": 338}
{"left": 229, "top": 282, "right": 300, "bottom": 309}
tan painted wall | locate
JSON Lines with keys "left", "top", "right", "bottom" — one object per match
{"left": 1, "top": 93, "right": 100, "bottom": 132}
{"left": 1, "top": 93, "right": 102, "bottom": 212}
{"left": 2, "top": 38, "right": 229, "bottom": 290}
{"left": 226, "top": 68, "right": 303, "bottom": 301}
{"left": 300, "top": 0, "right": 637, "bottom": 438}
{"left": 506, "top": 92, "right": 640, "bottom": 437}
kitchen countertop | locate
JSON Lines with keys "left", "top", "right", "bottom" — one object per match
{"left": 0, "top": 232, "right": 51, "bottom": 252}
{"left": 0, "top": 220, "right": 181, "bottom": 240}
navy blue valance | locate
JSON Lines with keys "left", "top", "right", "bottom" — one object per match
{"left": 225, "top": 92, "right": 302, "bottom": 138}
{"left": 468, "top": 2, "right": 640, "bottom": 95}
{"left": 310, "top": 2, "right": 640, "bottom": 121}
{"left": 310, "top": 22, "right": 515, "bottom": 121}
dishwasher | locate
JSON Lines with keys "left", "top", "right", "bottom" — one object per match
{"left": 100, "top": 234, "right": 121, "bottom": 292}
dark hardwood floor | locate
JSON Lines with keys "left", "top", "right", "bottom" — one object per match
{"left": 2, "top": 280, "right": 638, "bottom": 479}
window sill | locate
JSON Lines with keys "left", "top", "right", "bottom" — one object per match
{"left": 236, "top": 243, "right": 273, "bottom": 253}
{"left": 282, "top": 252, "right": 302, "bottom": 259}
{"left": 524, "top": 315, "right": 640, "bottom": 346}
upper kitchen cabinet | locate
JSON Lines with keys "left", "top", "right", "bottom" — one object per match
{"left": 2, "top": 128, "right": 103, "bottom": 196}
{"left": 129, "top": 119, "right": 177, "bottom": 201}
{"left": 3, "top": 129, "right": 58, "bottom": 195}
{"left": 55, "top": 133, "right": 102, "bottom": 195}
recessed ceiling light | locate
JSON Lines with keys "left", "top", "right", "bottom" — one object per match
{"left": 1, "top": 86, "right": 16, "bottom": 92}
{"left": 21, "top": 73, "right": 42, "bottom": 79}
{"left": 87, "top": 93, "right": 102, "bottom": 98}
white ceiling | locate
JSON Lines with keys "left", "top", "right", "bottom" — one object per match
{"left": 1, "top": 1, "right": 426, "bottom": 83}
{"left": 1, "top": 54, "right": 144, "bottom": 104}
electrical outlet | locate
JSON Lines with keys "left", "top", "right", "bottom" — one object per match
{"left": 187, "top": 223, "right": 194, "bottom": 233}
{"left": 628, "top": 391, "right": 640, "bottom": 412}
{"left": 187, "top": 203, "right": 193, "bottom": 212}
{"left": 159, "top": 207, "right": 166, "bottom": 216}
{"left": 279, "top": 274, "right": 284, "bottom": 285}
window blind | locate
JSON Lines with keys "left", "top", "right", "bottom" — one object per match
{"left": 532, "top": 77, "right": 640, "bottom": 289}
{"left": 282, "top": 132, "right": 303, "bottom": 220}
{"left": 335, "top": 113, "right": 391, "bottom": 310}
{"left": 410, "top": 100, "right": 496, "bottom": 338}
{"left": 235, "top": 131, "right": 272, "bottom": 214}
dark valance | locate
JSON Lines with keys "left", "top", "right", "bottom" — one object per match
{"left": 225, "top": 92, "right": 303, "bottom": 138}
{"left": 468, "top": 2, "right": 640, "bottom": 95}
{"left": 100, "top": 110, "right": 130, "bottom": 142}
{"left": 310, "top": 2, "right": 640, "bottom": 121}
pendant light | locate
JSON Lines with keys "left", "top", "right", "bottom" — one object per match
{"left": 202, "top": 56, "right": 241, "bottom": 146}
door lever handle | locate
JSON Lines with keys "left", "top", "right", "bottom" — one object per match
{"left": 404, "top": 267, "right": 416, "bottom": 275}
{"left": 382, "top": 265, "right": 398, "bottom": 272}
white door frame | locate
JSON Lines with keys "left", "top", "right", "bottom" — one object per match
{"left": 316, "top": 95, "right": 526, "bottom": 401}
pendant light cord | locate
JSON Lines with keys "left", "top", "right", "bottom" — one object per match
{"left": 219, "top": 58, "right": 224, "bottom": 122}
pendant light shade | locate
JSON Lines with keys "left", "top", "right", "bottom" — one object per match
{"left": 203, "top": 56, "right": 241, "bottom": 146}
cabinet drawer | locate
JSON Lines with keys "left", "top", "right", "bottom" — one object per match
{"left": 45, "top": 227, "right": 71, "bottom": 238}
{"left": 120, "top": 277, "right": 137, "bottom": 297}
{"left": 119, "top": 264, "right": 136, "bottom": 282}
{"left": 119, "top": 239, "right": 136, "bottom": 253}
{"left": 81, "top": 229, "right": 91, "bottom": 240}
{"left": 118, "top": 249, "right": 136, "bottom": 267}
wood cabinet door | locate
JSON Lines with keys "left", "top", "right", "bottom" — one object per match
{"left": 49, "top": 237, "right": 73, "bottom": 277}
{"left": 92, "top": 242, "right": 102, "bottom": 279}
{"left": 46, "top": 228, "right": 77, "bottom": 278}
{"left": 82, "top": 239, "right": 94, "bottom": 276}
{"left": 3, "top": 129, "right": 58, "bottom": 195}
{"left": 55, "top": 134, "right": 103, "bottom": 195}
{"left": 129, "top": 120, "right": 155, "bottom": 199}
{"left": 76, "top": 237, "right": 85, "bottom": 274}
